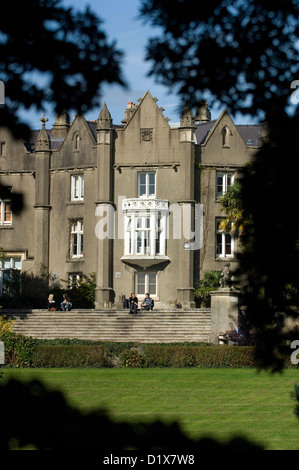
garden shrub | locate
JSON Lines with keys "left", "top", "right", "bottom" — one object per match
{"left": 0, "top": 338, "right": 296, "bottom": 368}
{"left": 1, "top": 332, "right": 37, "bottom": 367}
{"left": 0, "top": 315, "right": 15, "bottom": 336}
{"left": 120, "top": 348, "right": 146, "bottom": 368}
{"left": 33, "top": 345, "right": 112, "bottom": 368}
{"left": 143, "top": 345, "right": 256, "bottom": 368}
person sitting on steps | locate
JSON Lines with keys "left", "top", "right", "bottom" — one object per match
{"left": 60, "top": 293, "right": 72, "bottom": 311}
{"left": 141, "top": 293, "right": 154, "bottom": 311}
{"left": 129, "top": 293, "right": 138, "bottom": 314}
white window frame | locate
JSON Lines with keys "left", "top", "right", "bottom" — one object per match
{"left": 216, "top": 219, "right": 234, "bottom": 258}
{"left": 216, "top": 171, "right": 234, "bottom": 200}
{"left": 0, "top": 256, "right": 22, "bottom": 294}
{"left": 68, "top": 272, "right": 83, "bottom": 288}
{"left": 71, "top": 174, "right": 84, "bottom": 201}
{"left": 0, "top": 199, "right": 12, "bottom": 225}
{"left": 124, "top": 211, "right": 166, "bottom": 257}
{"left": 138, "top": 172, "right": 156, "bottom": 198}
{"left": 136, "top": 272, "right": 157, "bottom": 298}
{"left": 70, "top": 220, "right": 84, "bottom": 258}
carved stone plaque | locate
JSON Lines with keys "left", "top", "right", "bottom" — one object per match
{"left": 141, "top": 129, "right": 153, "bottom": 142}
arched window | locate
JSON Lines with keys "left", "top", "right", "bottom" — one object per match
{"left": 73, "top": 132, "right": 80, "bottom": 151}
{"left": 221, "top": 126, "right": 231, "bottom": 147}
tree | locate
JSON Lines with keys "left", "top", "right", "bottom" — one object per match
{"left": 0, "top": 0, "right": 125, "bottom": 140}
{"left": 236, "top": 114, "right": 299, "bottom": 371}
{"left": 139, "top": 0, "right": 299, "bottom": 118}
{"left": 194, "top": 271, "right": 221, "bottom": 307}
{"left": 140, "top": 0, "right": 299, "bottom": 371}
{"left": 218, "top": 181, "right": 248, "bottom": 239}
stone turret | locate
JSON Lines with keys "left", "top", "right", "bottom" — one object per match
{"left": 180, "top": 104, "right": 195, "bottom": 128}
{"left": 95, "top": 102, "right": 115, "bottom": 308}
{"left": 97, "top": 102, "right": 113, "bottom": 129}
{"left": 35, "top": 114, "right": 50, "bottom": 151}
{"left": 34, "top": 114, "right": 51, "bottom": 273}
{"left": 179, "top": 104, "right": 196, "bottom": 143}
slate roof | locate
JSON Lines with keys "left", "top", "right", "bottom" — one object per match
{"left": 25, "top": 129, "right": 64, "bottom": 153}
{"left": 195, "top": 120, "right": 217, "bottom": 145}
{"left": 195, "top": 121, "right": 263, "bottom": 147}
{"left": 25, "top": 117, "right": 263, "bottom": 153}
{"left": 236, "top": 124, "right": 263, "bottom": 147}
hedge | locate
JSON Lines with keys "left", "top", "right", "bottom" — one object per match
{"left": 143, "top": 345, "right": 256, "bottom": 368}
{"left": 33, "top": 345, "right": 112, "bottom": 368}
{"left": 1, "top": 333, "right": 297, "bottom": 368}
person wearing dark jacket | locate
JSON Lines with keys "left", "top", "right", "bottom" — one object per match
{"left": 141, "top": 293, "right": 154, "bottom": 311}
{"left": 129, "top": 293, "right": 138, "bottom": 314}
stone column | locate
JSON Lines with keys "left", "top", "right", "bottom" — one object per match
{"left": 94, "top": 103, "right": 115, "bottom": 309}
{"left": 176, "top": 105, "right": 196, "bottom": 308}
{"left": 210, "top": 289, "right": 241, "bottom": 344}
{"left": 34, "top": 115, "right": 51, "bottom": 273}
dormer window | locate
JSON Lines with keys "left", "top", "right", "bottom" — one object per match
{"left": 138, "top": 172, "right": 156, "bottom": 198}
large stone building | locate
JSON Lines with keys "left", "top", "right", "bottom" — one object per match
{"left": 0, "top": 91, "right": 263, "bottom": 308}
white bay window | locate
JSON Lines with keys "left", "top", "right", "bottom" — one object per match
{"left": 122, "top": 200, "right": 169, "bottom": 268}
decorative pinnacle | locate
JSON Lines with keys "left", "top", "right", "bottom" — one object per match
{"left": 40, "top": 114, "right": 48, "bottom": 127}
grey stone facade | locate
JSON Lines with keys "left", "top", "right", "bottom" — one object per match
{"left": 0, "top": 91, "right": 263, "bottom": 308}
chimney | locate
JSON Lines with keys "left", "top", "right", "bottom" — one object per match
{"left": 121, "top": 101, "right": 138, "bottom": 124}
{"left": 194, "top": 100, "right": 211, "bottom": 123}
{"left": 51, "top": 111, "right": 70, "bottom": 138}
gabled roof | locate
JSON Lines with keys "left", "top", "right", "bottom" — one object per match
{"left": 120, "top": 90, "right": 171, "bottom": 130}
{"left": 195, "top": 110, "right": 263, "bottom": 148}
{"left": 195, "top": 120, "right": 217, "bottom": 144}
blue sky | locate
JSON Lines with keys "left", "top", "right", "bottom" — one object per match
{"left": 22, "top": 0, "right": 255, "bottom": 129}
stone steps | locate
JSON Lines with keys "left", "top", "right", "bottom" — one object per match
{"left": 0, "top": 309, "right": 212, "bottom": 343}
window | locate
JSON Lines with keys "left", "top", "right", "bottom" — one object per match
{"left": 0, "top": 142, "right": 6, "bottom": 156}
{"left": 70, "top": 220, "right": 83, "bottom": 258}
{"left": 221, "top": 126, "right": 231, "bottom": 147}
{"left": 136, "top": 272, "right": 157, "bottom": 297}
{"left": 0, "top": 257, "right": 21, "bottom": 294}
{"left": 71, "top": 174, "right": 84, "bottom": 201}
{"left": 0, "top": 200, "right": 12, "bottom": 225}
{"left": 138, "top": 172, "right": 156, "bottom": 198}
{"left": 216, "top": 171, "right": 234, "bottom": 200}
{"left": 216, "top": 219, "right": 234, "bottom": 258}
{"left": 136, "top": 216, "right": 151, "bottom": 254}
{"left": 73, "top": 132, "right": 80, "bottom": 151}
{"left": 124, "top": 212, "right": 165, "bottom": 256}
{"left": 68, "top": 273, "right": 83, "bottom": 288}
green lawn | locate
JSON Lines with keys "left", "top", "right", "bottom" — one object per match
{"left": 2, "top": 368, "right": 299, "bottom": 450}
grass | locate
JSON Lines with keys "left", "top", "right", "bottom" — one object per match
{"left": 2, "top": 368, "right": 299, "bottom": 450}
